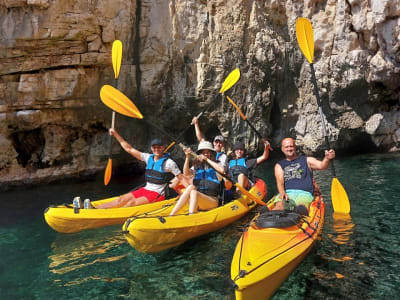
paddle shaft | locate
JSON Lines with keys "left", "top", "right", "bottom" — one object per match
{"left": 108, "top": 72, "right": 118, "bottom": 157}
{"left": 176, "top": 99, "right": 216, "bottom": 143}
{"left": 245, "top": 119, "right": 263, "bottom": 140}
{"left": 226, "top": 95, "right": 264, "bottom": 140}
{"left": 309, "top": 63, "right": 337, "bottom": 177}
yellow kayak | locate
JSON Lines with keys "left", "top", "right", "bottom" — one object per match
{"left": 122, "top": 178, "right": 267, "bottom": 253}
{"left": 231, "top": 184, "right": 325, "bottom": 300}
{"left": 44, "top": 196, "right": 179, "bottom": 233}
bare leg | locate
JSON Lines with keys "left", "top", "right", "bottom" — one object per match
{"left": 169, "top": 185, "right": 195, "bottom": 216}
{"left": 188, "top": 189, "right": 199, "bottom": 214}
{"left": 97, "top": 192, "right": 134, "bottom": 209}
{"left": 237, "top": 173, "right": 249, "bottom": 191}
{"left": 169, "top": 175, "right": 193, "bottom": 189}
{"left": 121, "top": 196, "right": 149, "bottom": 207}
{"left": 189, "top": 191, "right": 218, "bottom": 214}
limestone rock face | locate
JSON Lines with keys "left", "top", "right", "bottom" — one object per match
{"left": 0, "top": 0, "right": 399, "bottom": 188}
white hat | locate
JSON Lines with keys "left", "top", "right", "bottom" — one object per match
{"left": 196, "top": 141, "right": 215, "bottom": 154}
{"left": 214, "top": 135, "right": 224, "bottom": 143}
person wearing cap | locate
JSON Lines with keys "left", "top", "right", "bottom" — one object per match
{"left": 191, "top": 116, "right": 228, "bottom": 171}
{"left": 86, "top": 128, "right": 182, "bottom": 209}
{"left": 228, "top": 140, "right": 270, "bottom": 192}
{"left": 169, "top": 140, "right": 228, "bottom": 216}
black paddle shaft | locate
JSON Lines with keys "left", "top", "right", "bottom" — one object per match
{"left": 174, "top": 98, "right": 217, "bottom": 143}
{"left": 309, "top": 63, "right": 337, "bottom": 177}
{"left": 245, "top": 119, "right": 263, "bottom": 140}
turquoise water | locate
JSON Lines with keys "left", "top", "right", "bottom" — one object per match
{"left": 0, "top": 153, "right": 399, "bottom": 299}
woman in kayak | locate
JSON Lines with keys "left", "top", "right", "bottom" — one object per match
{"left": 191, "top": 116, "right": 228, "bottom": 171}
{"left": 83, "top": 129, "right": 183, "bottom": 209}
{"left": 228, "top": 140, "right": 270, "bottom": 193}
{"left": 169, "top": 141, "right": 228, "bottom": 215}
{"left": 168, "top": 116, "right": 228, "bottom": 191}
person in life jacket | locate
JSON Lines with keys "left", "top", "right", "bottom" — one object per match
{"left": 86, "top": 129, "right": 183, "bottom": 209}
{"left": 169, "top": 141, "right": 229, "bottom": 215}
{"left": 169, "top": 116, "right": 228, "bottom": 191}
{"left": 228, "top": 140, "right": 270, "bottom": 192}
{"left": 273, "top": 137, "right": 335, "bottom": 210}
{"left": 191, "top": 116, "right": 228, "bottom": 170}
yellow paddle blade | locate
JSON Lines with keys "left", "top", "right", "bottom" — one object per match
{"left": 100, "top": 85, "right": 143, "bottom": 119}
{"left": 104, "top": 158, "right": 112, "bottom": 186}
{"left": 235, "top": 183, "right": 266, "bottom": 206}
{"left": 331, "top": 177, "right": 350, "bottom": 214}
{"left": 112, "top": 40, "right": 123, "bottom": 79}
{"left": 219, "top": 68, "right": 240, "bottom": 93}
{"left": 296, "top": 17, "right": 314, "bottom": 64}
{"left": 226, "top": 96, "right": 246, "bottom": 120}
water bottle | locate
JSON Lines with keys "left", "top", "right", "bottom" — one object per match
{"left": 73, "top": 196, "right": 81, "bottom": 214}
{"left": 83, "top": 199, "right": 92, "bottom": 209}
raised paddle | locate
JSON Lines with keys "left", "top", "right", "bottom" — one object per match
{"left": 98, "top": 84, "right": 260, "bottom": 205}
{"left": 225, "top": 95, "right": 273, "bottom": 152}
{"left": 104, "top": 40, "right": 123, "bottom": 186}
{"left": 164, "top": 68, "right": 241, "bottom": 152}
{"left": 178, "top": 143, "right": 266, "bottom": 206}
{"left": 100, "top": 85, "right": 143, "bottom": 119}
{"left": 296, "top": 17, "right": 350, "bottom": 214}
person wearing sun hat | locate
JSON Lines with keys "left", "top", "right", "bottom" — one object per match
{"left": 84, "top": 128, "right": 183, "bottom": 209}
{"left": 191, "top": 117, "right": 228, "bottom": 171}
{"left": 228, "top": 139, "right": 270, "bottom": 192}
{"left": 169, "top": 140, "right": 229, "bottom": 216}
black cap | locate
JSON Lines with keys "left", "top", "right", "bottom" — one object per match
{"left": 233, "top": 141, "right": 245, "bottom": 151}
{"left": 151, "top": 138, "right": 163, "bottom": 146}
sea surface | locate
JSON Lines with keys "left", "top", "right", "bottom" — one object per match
{"left": 0, "top": 152, "right": 399, "bottom": 299}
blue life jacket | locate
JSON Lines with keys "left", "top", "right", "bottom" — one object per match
{"left": 193, "top": 166, "right": 221, "bottom": 197}
{"left": 277, "top": 155, "right": 314, "bottom": 194}
{"left": 229, "top": 158, "right": 250, "bottom": 181}
{"left": 145, "top": 154, "right": 174, "bottom": 185}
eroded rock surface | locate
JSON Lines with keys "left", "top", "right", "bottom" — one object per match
{"left": 0, "top": 0, "right": 399, "bottom": 188}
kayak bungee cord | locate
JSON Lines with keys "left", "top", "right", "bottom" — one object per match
{"left": 232, "top": 206, "right": 322, "bottom": 283}
{"left": 122, "top": 209, "right": 197, "bottom": 234}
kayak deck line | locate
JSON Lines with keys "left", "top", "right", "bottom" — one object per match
{"left": 44, "top": 195, "right": 180, "bottom": 233}
{"left": 233, "top": 207, "right": 322, "bottom": 282}
{"left": 122, "top": 178, "right": 267, "bottom": 253}
{"left": 231, "top": 182, "right": 325, "bottom": 300}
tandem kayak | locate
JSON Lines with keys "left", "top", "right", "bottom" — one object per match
{"left": 122, "top": 178, "right": 267, "bottom": 253}
{"left": 231, "top": 183, "right": 325, "bottom": 300}
{"left": 44, "top": 196, "right": 180, "bottom": 233}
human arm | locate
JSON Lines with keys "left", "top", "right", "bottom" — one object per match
{"left": 256, "top": 140, "right": 271, "bottom": 165}
{"left": 307, "top": 149, "right": 335, "bottom": 171}
{"left": 274, "top": 163, "right": 288, "bottom": 201}
{"left": 191, "top": 116, "right": 205, "bottom": 142}
{"left": 182, "top": 148, "right": 194, "bottom": 177}
{"left": 109, "top": 128, "right": 142, "bottom": 161}
{"left": 199, "top": 154, "right": 226, "bottom": 175}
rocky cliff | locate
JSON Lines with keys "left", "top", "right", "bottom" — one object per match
{"left": 0, "top": 0, "right": 399, "bottom": 189}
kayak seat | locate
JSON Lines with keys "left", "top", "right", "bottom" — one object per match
{"left": 255, "top": 210, "right": 301, "bottom": 228}
{"left": 294, "top": 204, "right": 309, "bottom": 216}
{"left": 259, "top": 206, "right": 270, "bottom": 214}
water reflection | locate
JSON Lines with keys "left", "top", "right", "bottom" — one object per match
{"left": 330, "top": 213, "right": 355, "bottom": 245}
{"left": 48, "top": 228, "right": 127, "bottom": 275}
